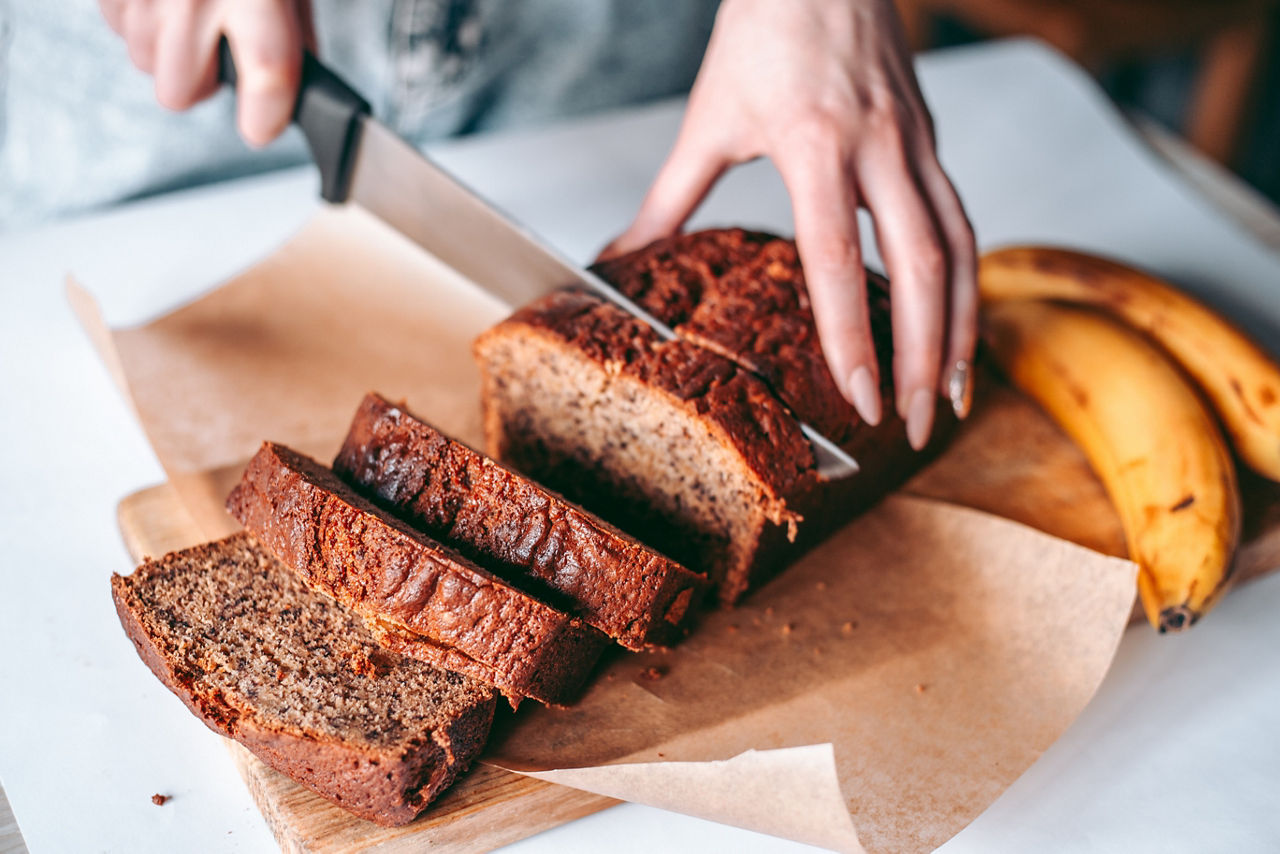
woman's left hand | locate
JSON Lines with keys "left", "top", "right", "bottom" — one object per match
{"left": 603, "top": 0, "right": 976, "bottom": 450}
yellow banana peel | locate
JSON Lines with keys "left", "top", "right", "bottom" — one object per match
{"left": 980, "top": 246, "right": 1280, "bottom": 482}
{"left": 983, "top": 300, "right": 1242, "bottom": 632}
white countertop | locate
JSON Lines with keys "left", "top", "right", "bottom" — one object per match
{"left": 2, "top": 39, "right": 1280, "bottom": 853}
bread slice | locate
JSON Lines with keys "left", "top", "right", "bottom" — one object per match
{"left": 474, "top": 288, "right": 817, "bottom": 604}
{"left": 334, "top": 392, "right": 708, "bottom": 649}
{"left": 227, "top": 442, "right": 608, "bottom": 706}
{"left": 474, "top": 229, "right": 936, "bottom": 605}
{"left": 110, "top": 533, "right": 496, "bottom": 827}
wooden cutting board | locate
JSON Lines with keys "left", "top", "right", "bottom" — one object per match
{"left": 115, "top": 380, "right": 1280, "bottom": 853}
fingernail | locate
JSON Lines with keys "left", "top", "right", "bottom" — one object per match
{"left": 905, "top": 388, "right": 935, "bottom": 451}
{"left": 947, "top": 359, "right": 974, "bottom": 420}
{"left": 847, "top": 366, "right": 882, "bottom": 426}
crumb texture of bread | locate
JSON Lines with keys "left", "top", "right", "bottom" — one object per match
{"left": 110, "top": 533, "right": 496, "bottom": 826}
{"left": 475, "top": 229, "right": 924, "bottom": 605}
{"left": 227, "top": 442, "right": 608, "bottom": 705}
{"left": 334, "top": 392, "right": 708, "bottom": 649}
{"left": 474, "top": 290, "right": 813, "bottom": 604}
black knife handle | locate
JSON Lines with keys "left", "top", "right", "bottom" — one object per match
{"left": 217, "top": 37, "right": 371, "bottom": 203}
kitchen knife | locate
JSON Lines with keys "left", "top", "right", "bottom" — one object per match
{"left": 217, "top": 42, "right": 859, "bottom": 478}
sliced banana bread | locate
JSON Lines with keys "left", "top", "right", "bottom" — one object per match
{"left": 590, "top": 227, "right": 895, "bottom": 445}
{"left": 110, "top": 533, "right": 496, "bottom": 826}
{"left": 334, "top": 392, "right": 708, "bottom": 649}
{"left": 474, "top": 229, "right": 938, "bottom": 605}
{"left": 227, "top": 442, "right": 608, "bottom": 706}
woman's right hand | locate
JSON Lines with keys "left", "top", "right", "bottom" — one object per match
{"left": 99, "top": 0, "right": 313, "bottom": 146}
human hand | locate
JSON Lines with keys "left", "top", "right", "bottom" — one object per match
{"left": 99, "top": 0, "right": 314, "bottom": 146}
{"left": 603, "top": 0, "right": 976, "bottom": 450}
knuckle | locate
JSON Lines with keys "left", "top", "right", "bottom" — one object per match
{"left": 782, "top": 112, "right": 846, "bottom": 159}
{"left": 911, "top": 245, "right": 948, "bottom": 286}
{"left": 862, "top": 98, "right": 925, "bottom": 152}
{"left": 242, "top": 50, "right": 296, "bottom": 84}
{"left": 804, "top": 233, "right": 859, "bottom": 274}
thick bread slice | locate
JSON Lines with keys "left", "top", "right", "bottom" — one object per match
{"left": 474, "top": 289, "right": 817, "bottom": 604}
{"left": 110, "top": 533, "right": 496, "bottom": 827}
{"left": 227, "top": 442, "right": 608, "bottom": 706}
{"left": 334, "top": 392, "right": 708, "bottom": 649}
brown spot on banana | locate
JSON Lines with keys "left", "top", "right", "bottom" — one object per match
{"left": 1229, "top": 376, "right": 1264, "bottom": 425}
{"left": 1066, "top": 381, "right": 1089, "bottom": 408}
{"left": 1029, "top": 251, "right": 1106, "bottom": 286}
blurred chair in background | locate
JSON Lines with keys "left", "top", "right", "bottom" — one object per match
{"left": 898, "top": 0, "right": 1276, "bottom": 170}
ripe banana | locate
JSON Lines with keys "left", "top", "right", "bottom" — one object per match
{"left": 979, "top": 246, "right": 1280, "bottom": 482}
{"left": 983, "top": 300, "right": 1242, "bottom": 632}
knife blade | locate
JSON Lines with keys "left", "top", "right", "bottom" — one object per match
{"left": 217, "top": 42, "right": 859, "bottom": 479}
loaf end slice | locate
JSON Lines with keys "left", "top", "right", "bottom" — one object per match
{"left": 334, "top": 392, "right": 708, "bottom": 649}
{"left": 227, "top": 442, "right": 609, "bottom": 705}
{"left": 110, "top": 533, "right": 496, "bottom": 826}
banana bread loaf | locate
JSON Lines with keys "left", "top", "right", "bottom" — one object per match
{"left": 334, "top": 392, "right": 708, "bottom": 649}
{"left": 227, "top": 442, "right": 608, "bottom": 706}
{"left": 111, "top": 533, "right": 496, "bottom": 826}
{"left": 474, "top": 229, "right": 941, "bottom": 605}
{"left": 590, "top": 228, "right": 895, "bottom": 445}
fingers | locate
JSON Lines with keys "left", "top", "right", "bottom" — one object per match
{"left": 99, "top": 0, "right": 127, "bottom": 36}
{"left": 917, "top": 154, "right": 978, "bottom": 420}
{"left": 599, "top": 129, "right": 728, "bottom": 261}
{"left": 120, "top": 0, "right": 160, "bottom": 74}
{"left": 102, "top": 0, "right": 308, "bottom": 147}
{"left": 223, "top": 0, "right": 305, "bottom": 146}
{"left": 154, "top": 2, "right": 221, "bottom": 110}
{"left": 776, "top": 128, "right": 881, "bottom": 426}
{"left": 858, "top": 137, "right": 948, "bottom": 450}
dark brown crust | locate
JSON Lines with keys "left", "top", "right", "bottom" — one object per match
{"left": 226, "top": 443, "right": 608, "bottom": 705}
{"left": 474, "top": 288, "right": 817, "bottom": 510}
{"left": 109, "top": 537, "right": 496, "bottom": 827}
{"left": 590, "top": 228, "right": 895, "bottom": 445}
{"left": 334, "top": 392, "right": 709, "bottom": 649}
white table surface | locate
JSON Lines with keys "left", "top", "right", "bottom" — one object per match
{"left": 3, "top": 39, "right": 1280, "bottom": 853}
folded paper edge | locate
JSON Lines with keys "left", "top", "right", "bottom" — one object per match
{"left": 514, "top": 744, "right": 862, "bottom": 853}
{"left": 66, "top": 277, "right": 131, "bottom": 402}
{"left": 67, "top": 277, "right": 242, "bottom": 541}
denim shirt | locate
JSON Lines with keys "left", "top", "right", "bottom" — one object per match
{"left": 0, "top": 0, "right": 718, "bottom": 228}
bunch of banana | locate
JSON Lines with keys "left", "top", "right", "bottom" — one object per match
{"left": 979, "top": 246, "right": 1280, "bottom": 632}
{"left": 981, "top": 247, "right": 1280, "bottom": 480}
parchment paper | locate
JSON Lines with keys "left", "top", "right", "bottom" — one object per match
{"left": 74, "top": 205, "right": 1138, "bottom": 852}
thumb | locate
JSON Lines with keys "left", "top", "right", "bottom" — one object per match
{"left": 599, "top": 134, "right": 727, "bottom": 261}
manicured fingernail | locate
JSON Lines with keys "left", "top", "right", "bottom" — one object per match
{"left": 847, "top": 366, "right": 882, "bottom": 426}
{"left": 947, "top": 359, "right": 973, "bottom": 420}
{"left": 905, "top": 388, "right": 935, "bottom": 451}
